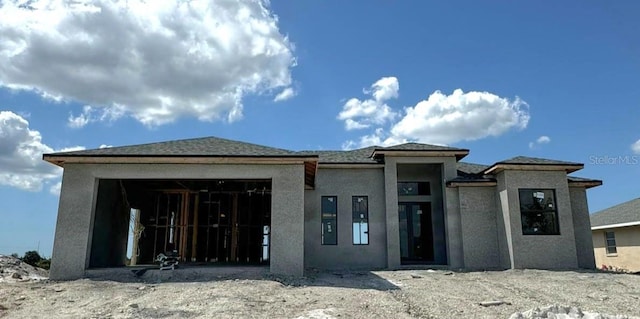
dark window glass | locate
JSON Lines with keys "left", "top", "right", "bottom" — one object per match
{"left": 397, "top": 182, "right": 431, "bottom": 196}
{"left": 321, "top": 196, "right": 337, "bottom": 245}
{"left": 519, "top": 189, "right": 560, "bottom": 235}
{"left": 352, "top": 196, "right": 369, "bottom": 245}
{"left": 605, "top": 231, "right": 617, "bottom": 254}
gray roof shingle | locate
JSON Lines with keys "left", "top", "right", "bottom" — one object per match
{"left": 457, "top": 162, "right": 490, "bottom": 175}
{"left": 46, "top": 136, "right": 305, "bottom": 157}
{"left": 590, "top": 198, "right": 640, "bottom": 228}
{"left": 377, "top": 143, "right": 468, "bottom": 152}
{"left": 297, "top": 147, "right": 379, "bottom": 164}
{"left": 496, "top": 156, "right": 582, "bottom": 166}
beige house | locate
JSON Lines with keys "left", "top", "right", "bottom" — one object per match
{"left": 591, "top": 198, "right": 640, "bottom": 272}
{"left": 43, "top": 136, "right": 603, "bottom": 280}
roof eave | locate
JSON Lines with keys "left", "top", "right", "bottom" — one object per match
{"left": 43, "top": 154, "right": 319, "bottom": 167}
{"left": 568, "top": 180, "right": 603, "bottom": 189}
{"left": 446, "top": 180, "right": 497, "bottom": 188}
{"left": 371, "top": 149, "right": 470, "bottom": 161}
{"left": 591, "top": 221, "right": 640, "bottom": 230}
{"left": 483, "top": 163, "right": 584, "bottom": 175}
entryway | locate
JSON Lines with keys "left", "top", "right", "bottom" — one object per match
{"left": 398, "top": 202, "right": 434, "bottom": 263}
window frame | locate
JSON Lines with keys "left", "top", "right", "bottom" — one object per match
{"left": 397, "top": 181, "right": 431, "bottom": 196}
{"left": 352, "top": 196, "right": 369, "bottom": 245}
{"left": 605, "top": 231, "right": 617, "bottom": 255}
{"left": 518, "top": 189, "right": 560, "bottom": 235}
{"left": 321, "top": 196, "right": 338, "bottom": 245}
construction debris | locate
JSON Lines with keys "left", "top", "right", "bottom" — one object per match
{"left": 479, "top": 300, "right": 511, "bottom": 307}
{"left": 0, "top": 255, "right": 48, "bottom": 283}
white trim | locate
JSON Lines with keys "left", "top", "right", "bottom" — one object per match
{"left": 591, "top": 221, "right": 640, "bottom": 230}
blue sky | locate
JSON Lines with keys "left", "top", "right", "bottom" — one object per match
{"left": 0, "top": 0, "right": 639, "bottom": 257}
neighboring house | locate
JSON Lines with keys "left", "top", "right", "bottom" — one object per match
{"left": 590, "top": 198, "right": 640, "bottom": 272}
{"left": 43, "top": 136, "right": 602, "bottom": 280}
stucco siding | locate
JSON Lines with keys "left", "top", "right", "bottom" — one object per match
{"left": 459, "top": 187, "right": 500, "bottom": 269}
{"left": 304, "top": 168, "right": 386, "bottom": 269}
{"left": 570, "top": 187, "right": 596, "bottom": 269}
{"left": 50, "top": 163, "right": 306, "bottom": 280}
{"left": 593, "top": 226, "right": 640, "bottom": 272}
{"left": 495, "top": 173, "right": 514, "bottom": 269}
{"left": 49, "top": 165, "right": 99, "bottom": 280}
{"left": 500, "top": 170, "right": 578, "bottom": 269}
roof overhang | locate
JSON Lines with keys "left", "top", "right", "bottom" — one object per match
{"left": 446, "top": 179, "right": 497, "bottom": 188}
{"left": 568, "top": 179, "right": 603, "bottom": 189}
{"left": 591, "top": 221, "right": 640, "bottom": 231}
{"left": 43, "top": 154, "right": 320, "bottom": 189}
{"left": 483, "top": 163, "right": 583, "bottom": 175}
{"left": 43, "top": 154, "right": 319, "bottom": 167}
{"left": 371, "top": 149, "right": 469, "bottom": 161}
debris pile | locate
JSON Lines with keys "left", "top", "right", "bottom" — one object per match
{"left": 509, "top": 305, "right": 638, "bottom": 319}
{"left": 0, "top": 255, "right": 48, "bottom": 282}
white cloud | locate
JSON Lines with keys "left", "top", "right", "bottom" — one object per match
{"left": 0, "top": 0, "right": 295, "bottom": 126}
{"left": 49, "top": 182, "right": 62, "bottom": 196}
{"left": 529, "top": 135, "right": 551, "bottom": 149}
{"left": 342, "top": 128, "right": 401, "bottom": 150}
{"left": 0, "top": 111, "right": 83, "bottom": 192}
{"left": 632, "top": 139, "right": 640, "bottom": 154}
{"left": 390, "top": 89, "right": 529, "bottom": 145}
{"left": 68, "top": 105, "right": 125, "bottom": 128}
{"left": 341, "top": 140, "right": 357, "bottom": 151}
{"left": 273, "top": 87, "right": 296, "bottom": 102}
{"left": 337, "top": 77, "right": 399, "bottom": 130}
{"left": 339, "top": 80, "right": 531, "bottom": 148}
{"left": 99, "top": 144, "right": 112, "bottom": 149}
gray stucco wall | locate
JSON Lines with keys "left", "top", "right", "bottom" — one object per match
{"left": 458, "top": 186, "right": 500, "bottom": 269}
{"left": 49, "top": 167, "right": 99, "bottom": 280}
{"left": 497, "top": 170, "right": 578, "bottom": 269}
{"left": 383, "top": 156, "right": 462, "bottom": 268}
{"left": 50, "top": 163, "right": 305, "bottom": 280}
{"left": 495, "top": 173, "right": 514, "bottom": 269}
{"left": 569, "top": 187, "right": 596, "bottom": 269}
{"left": 304, "top": 168, "right": 386, "bottom": 270}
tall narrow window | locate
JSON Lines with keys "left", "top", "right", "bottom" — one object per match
{"left": 321, "top": 196, "right": 337, "bottom": 245}
{"left": 605, "top": 231, "right": 617, "bottom": 255}
{"left": 352, "top": 196, "right": 369, "bottom": 245}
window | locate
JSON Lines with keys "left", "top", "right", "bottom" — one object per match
{"left": 352, "top": 196, "right": 369, "bottom": 245}
{"left": 519, "top": 189, "right": 559, "bottom": 235}
{"left": 397, "top": 182, "right": 431, "bottom": 196}
{"left": 321, "top": 196, "right": 337, "bottom": 245}
{"left": 605, "top": 231, "right": 617, "bottom": 255}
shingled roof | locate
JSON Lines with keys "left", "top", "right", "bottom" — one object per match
{"left": 45, "top": 136, "right": 305, "bottom": 158}
{"left": 297, "top": 147, "right": 380, "bottom": 164}
{"left": 377, "top": 142, "right": 468, "bottom": 152}
{"left": 484, "top": 156, "right": 584, "bottom": 174}
{"left": 590, "top": 198, "right": 640, "bottom": 229}
{"left": 495, "top": 156, "right": 582, "bottom": 166}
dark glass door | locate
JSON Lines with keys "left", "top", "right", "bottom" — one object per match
{"left": 398, "top": 202, "right": 434, "bottom": 263}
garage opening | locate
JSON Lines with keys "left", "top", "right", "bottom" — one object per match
{"left": 89, "top": 179, "right": 271, "bottom": 268}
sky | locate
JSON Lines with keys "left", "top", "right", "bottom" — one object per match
{"left": 0, "top": 0, "right": 639, "bottom": 257}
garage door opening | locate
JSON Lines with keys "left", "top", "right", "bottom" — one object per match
{"left": 89, "top": 179, "right": 271, "bottom": 268}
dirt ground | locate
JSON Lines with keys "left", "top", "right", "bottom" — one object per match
{"left": 1, "top": 267, "right": 639, "bottom": 319}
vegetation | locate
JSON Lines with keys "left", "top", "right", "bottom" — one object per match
{"left": 13, "top": 251, "right": 51, "bottom": 270}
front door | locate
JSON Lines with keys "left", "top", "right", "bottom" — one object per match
{"left": 398, "top": 202, "right": 434, "bottom": 264}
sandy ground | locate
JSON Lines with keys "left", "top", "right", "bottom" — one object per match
{"left": 1, "top": 267, "right": 639, "bottom": 319}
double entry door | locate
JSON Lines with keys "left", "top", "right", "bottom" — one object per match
{"left": 398, "top": 202, "right": 434, "bottom": 263}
